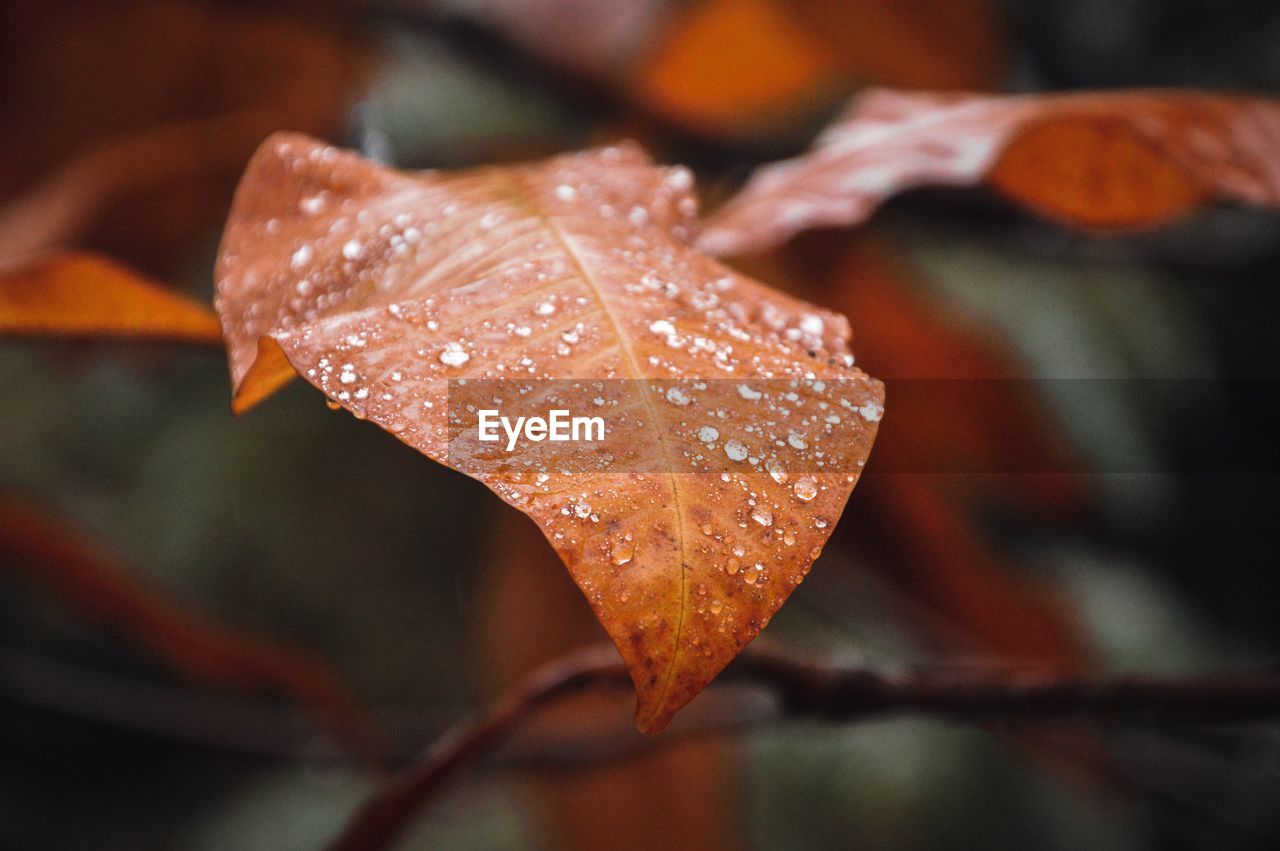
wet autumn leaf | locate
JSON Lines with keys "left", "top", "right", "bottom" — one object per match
{"left": 0, "top": 496, "right": 363, "bottom": 746}
{"left": 215, "top": 134, "right": 883, "bottom": 732}
{"left": 0, "top": 252, "right": 222, "bottom": 344}
{"left": 699, "top": 88, "right": 1280, "bottom": 255}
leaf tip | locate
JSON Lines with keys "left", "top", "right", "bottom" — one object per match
{"left": 229, "top": 336, "right": 297, "bottom": 415}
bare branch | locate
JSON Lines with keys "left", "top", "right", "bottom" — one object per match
{"left": 327, "top": 642, "right": 1280, "bottom": 851}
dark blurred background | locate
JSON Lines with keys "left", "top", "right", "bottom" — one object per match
{"left": 3, "top": 1, "right": 1280, "bottom": 848}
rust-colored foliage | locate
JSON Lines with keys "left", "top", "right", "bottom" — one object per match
{"left": 0, "top": 0, "right": 366, "bottom": 272}
{"left": 0, "top": 497, "right": 362, "bottom": 745}
{"left": 633, "top": 0, "right": 1006, "bottom": 136}
{"left": 462, "top": 0, "right": 1005, "bottom": 139}
{"left": 795, "top": 238, "right": 1088, "bottom": 669}
{"left": 0, "top": 253, "right": 222, "bottom": 343}
{"left": 699, "top": 88, "right": 1280, "bottom": 255}
{"left": 215, "top": 134, "right": 883, "bottom": 732}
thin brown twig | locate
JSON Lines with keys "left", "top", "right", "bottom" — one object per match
{"left": 328, "top": 642, "right": 1280, "bottom": 851}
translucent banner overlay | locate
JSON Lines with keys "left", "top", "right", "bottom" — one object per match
{"left": 445, "top": 377, "right": 882, "bottom": 478}
{"left": 445, "top": 378, "right": 1280, "bottom": 476}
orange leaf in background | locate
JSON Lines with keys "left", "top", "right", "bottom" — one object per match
{"left": 785, "top": 0, "right": 1007, "bottom": 91}
{"left": 785, "top": 236, "right": 1088, "bottom": 665}
{"left": 632, "top": 0, "right": 1006, "bottom": 136}
{"left": 0, "top": 112, "right": 296, "bottom": 264}
{"left": 0, "top": 0, "right": 366, "bottom": 272}
{"left": 815, "top": 238, "right": 1085, "bottom": 518}
{"left": 456, "top": 0, "right": 1004, "bottom": 140}
{"left": 699, "top": 88, "right": 1280, "bottom": 256}
{"left": 215, "top": 134, "right": 883, "bottom": 732}
{"left": 0, "top": 253, "right": 222, "bottom": 344}
{"left": 853, "top": 474, "right": 1086, "bottom": 671}
{"left": 0, "top": 497, "right": 363, "bottom": 747}
{"left": 631, "top": 0, "right": 839, "bottom": 135}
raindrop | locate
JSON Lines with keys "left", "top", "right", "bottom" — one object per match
{"left": 766, "top": 459, "right": 788, "bottom": 484}
{"left": 665, "top": 387, "right": 691, "bottom": 406}
{"left": 793, "top": 477, "right": 818, "bottom": 501}
{"left": 666, "top": 167, "right": 694, "bottom": 191}
{"left": 610, "top": 535, "right": 635, "bottom": 566}
{"left": 724, "top": 440, "right": 748, "bottom": 462}
{"left": 698, "top": 425, "right": 719, "bottom": 443}
{"left": 709, "top": 599, "right": 724, "bottom": 615}
{"left": 439, "top": 343, "right": 470, "bottom": 367}
{"left": 800, "top": 313, "right": 825, "bottom": 336}
{"left": 750, "top": 506, "right": 773, "bottom": 527}
{"left": 290, "top": 245, "right": 313, "bottom": 270}
{"left": 726, "top": 558, "right": 741, "bottom": 575}
{"left": 342, "top": 239, "right": 363, "bottom": 260}
{"left": 787, "top": 433, "right": 808, "bottom": 450}
{"left": 535, "top": 300, "right": 556, "bottom": 316}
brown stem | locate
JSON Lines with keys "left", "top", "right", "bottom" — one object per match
{"left": 327, "top": 642, "right": 1280, "bottom": 851}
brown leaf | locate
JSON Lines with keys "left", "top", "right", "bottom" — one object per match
{"left": 0, "top": 0, "right": 366, "bottom": 273}
{"left": 215, "top": 134, "right": 883, "bottom": 732}
{"left": 0, "top": 112, "right": 292, "bottom": 264}
{"left": 0, "top": 252, "right": 222, "bottom": 344}
{"left": 0, "top": 496, "right": 364, "bottom": 746}
{"left": 699, "top": 88, "right": 1280, "bottom": 255}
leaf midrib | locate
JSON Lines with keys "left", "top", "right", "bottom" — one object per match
{"left": 503, "top": 171, "right": 689, "bottom": 729}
